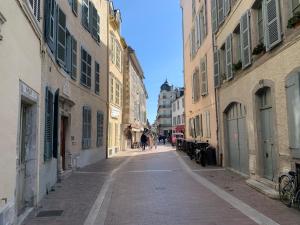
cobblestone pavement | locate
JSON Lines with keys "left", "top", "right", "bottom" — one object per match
{"left": 22, "top": 145, "right": 300, "bottom": 225}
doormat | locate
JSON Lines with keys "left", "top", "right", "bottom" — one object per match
{"left": 36, "top": 210, "right": 64, "bottom": 217}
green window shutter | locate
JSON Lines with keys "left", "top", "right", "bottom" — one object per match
{"left": 213, "top": 49, "right": 220, "bottom": 88}
{"left": 82, "top": 0, "right": 89, "bottom": 29}
{"left": 224, "top": 0, "right": 231, "bottom": 16}
{"left": 203, "top": 0, "right": 207, "bottom": 37}
{"left": 201, "top": 55, "right": 208, "bottom": 96}
{"left": 264, "top": 0, "right": 281, "bottom": 51}
{"left": 56, "top": 7, "right": 66, "bottom": 67}
{"left": 72, "top": 0, "right": 78, "bottom": 15}
{"left": 225, "top": 34, "right": 233, "bottom": 79}
{"left": 44, "top": 0, "right": 56, "bottom": 53}
{"left": 211, "top": 0, "right": 218, "bottom": 33}
{"left": 71, "top": 36, "right": 77, "bottom": 80}
{"left": 286, "top": 73, "right": 300, "bottom": 158}
{"left": 44, "top": 87, "right": 54, "bottom": 161}
{"left": 240, "top": 11, "right": 251, "bottom": 69}
{"left": 218, "top": 0, "right": 224, "bottom": 25}
{"left": 95, "top": 62, "right": 100, "bottom": 94}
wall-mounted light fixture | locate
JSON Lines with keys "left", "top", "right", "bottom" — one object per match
{"left": 0, "top": 11, "right": 6, "bottom": 41}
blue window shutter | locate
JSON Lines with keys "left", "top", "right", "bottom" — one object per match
{"left": 44, "top": 87, "right": 54, "bottom": 161}
{"left": 56, "top": 7, "right": 66, "bottom": 67}
{"left": 211, "top": 0, "right": 218, "bottom": 33}
{"left": 240, "top": 11, "right": 251, "bottom": 69}
{"left": 264, "top": 0, "right": 281, "bottom": 51}
{"left": 44, "top": 0, "right": 56, "bottom": 53}
{"left": 225, "top": 34, "right": 233, "bottom": 79}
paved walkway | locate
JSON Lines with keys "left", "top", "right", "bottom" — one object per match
{"left": 22, "top": 145, "right": 300, "bottom": 225}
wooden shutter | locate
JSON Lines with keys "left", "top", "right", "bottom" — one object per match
{"left": 95, "top": 62, "right": 100, "bottom": 94}
{"left": 211, "top": 0, "right": 218, "bottom": 33}
{"left": 96, "top": 13, "right": 100, "bottom": 42}
{"left": 225, "top": 34, "right": 233, "bottom": 79}
{"left": 213, "top": 49, "right": 220, "bottom": 88}
{"left": 264, "top": 0, "right": 281, "bottom": 51}
{"left": 224, "top": 0, "right": 231, "bottom": 16}
{"left": 72, "top": 0, "right": 78, "bottom": 15}
{"left": 87, "top": 54, "right": 92, "bottom": 87}
{"left": 240, "top": 11, "right": 251, "bottom": 69}
{"left": 44, "top": 87, "right": 54, "bottom": 161}
{"left": 53, "top": 89, "right": 59, "bottom": 159}
{"left": 56, "top": 7, "right": 66, "bottom": 66}
{"left": 286, "top": 73, "right": 300, "bottom": 157}
{"left": 82, "top": 106, "right": 91, "bottom": 149}
{"left": 87, "top": 108, "right": 91, "bottom": 148}
{"left": 44, "top": 0, "right": 56, "bottom": 53}
{"left": 66, "top": 31, "right": 72, "bottom": 73}
{"left": 201, "top": 55, "right": 208, "bottom": 95}
{"left": 34, "top": 0, "right": 41, "bottom": 21}
{"left": 218, "top": 0, "right": 224, "bottom": 25}
{"left": 71, "top": 36, "right": 77, "bottom": 80}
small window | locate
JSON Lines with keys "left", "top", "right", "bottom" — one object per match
{"left": 80, "top": 48, "right": 92, "bottom": 88}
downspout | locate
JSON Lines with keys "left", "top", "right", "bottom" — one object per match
{"left": 106, "top": 0, "right": 110, "bottom": 159}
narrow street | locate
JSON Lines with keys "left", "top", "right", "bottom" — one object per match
{"left": 23, "top": 145, "right": 300, "bottom": 225}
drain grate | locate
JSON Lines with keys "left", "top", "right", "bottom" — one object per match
{"left": 37, "top": 210, "right": 64, "bottom": 217}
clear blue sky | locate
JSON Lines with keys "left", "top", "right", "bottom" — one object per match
{"left": 114, "top": 0, "right": 184, "bottom": 124}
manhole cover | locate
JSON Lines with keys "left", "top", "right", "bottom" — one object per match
{"left": 37, "top": 210, "right": 64, "bottom": 217}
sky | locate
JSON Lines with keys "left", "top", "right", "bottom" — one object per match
{"left": 113, "top": 0, "right": 184, "bottom": 124}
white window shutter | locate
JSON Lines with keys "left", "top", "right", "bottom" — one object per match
{"left": 218, "top": 0, "right": 224, "bottom": 25}
{"left": 224, "top": 0, "right": 231, "bottom": 16}
{"left": 213, "top": 49, "right": 220, "bottom": 88}
{"left": 264, "top": 0, "right": 281, "bottom": 51}
{"left": 211, "top": 0, "right": 218, "bottom": 33}
{"left": 225, "top": 34, "right": 233, "bottom": 79}
{"left": 201, "top": 55, "right": 208, "bottom": 96}
{"left": 240, "top": 11, "right": 251, "bottom": 69}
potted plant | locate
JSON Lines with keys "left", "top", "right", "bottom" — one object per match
{"left": 252, "top": 43, "right": 266, "bottom": 55}
{"left": 232, "top": 60, "right": 242, "bottom": 72}
{"left": 287, "top": 11, "right": 300, "bottom": 29}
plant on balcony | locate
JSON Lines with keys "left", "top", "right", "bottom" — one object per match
{"left": 252, "top": 43, "right": 266, "bottom": 55}
{"left": 287, "top": 11, "right": 300, "bottom": 28}
{"left": 232, "top": 60, "right": 242, "bottom": 72}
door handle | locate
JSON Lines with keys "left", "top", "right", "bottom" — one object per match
{"left": 266, "top": 153, "right": 269, "bottom": 158}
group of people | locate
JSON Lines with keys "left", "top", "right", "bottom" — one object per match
{"left": 140, "top": 131, "right": 157, "bottom": 151}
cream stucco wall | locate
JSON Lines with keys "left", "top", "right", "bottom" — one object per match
{"left": 0, "top": 0, "right": 42, "bottom": 221}
{"left": 181, "top": 0, "right": 218, "bottom": 147}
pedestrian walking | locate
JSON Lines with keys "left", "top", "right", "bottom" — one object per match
{"left": 140, "top": 132, "right": 147, "bottom": 151}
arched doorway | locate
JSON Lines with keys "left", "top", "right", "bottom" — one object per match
{"left": 257, "top": 87, "right": 276, "bottom": 181}
{"left": 225, "top": 102, "right": 249, "bottom": 175}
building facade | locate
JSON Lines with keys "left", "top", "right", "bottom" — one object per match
{"left": 0, "top": 0, "right": 42, "bottom": 223}
{"left": 108, "top": 1, "right": 124, "bottom": 157}
{"left": 212, "top": 0, "right": 300, "bottom": 193}
{"left": 156, "top": 80, "right": 176, "bottom": 137}
{"left": 40, "top": 0, "right": 108, "bottom": 205}
{"left": 122, "top": 46, "right": 148, "bottom": 148}
{"left": 172, "top": 88, "right": 185, "bottom": 134}
{"left": 180, "top": 0, "right": 218, "bottom": 152}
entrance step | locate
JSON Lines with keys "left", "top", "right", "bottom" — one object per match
{"left": 246, "top": 178, "right": 279, "bottom": 199}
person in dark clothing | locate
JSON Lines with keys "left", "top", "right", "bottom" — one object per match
{"left": 140, "top": 133, "right": 148, "bottom": 150}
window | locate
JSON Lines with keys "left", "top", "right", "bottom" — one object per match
{"left": 80, "top": 48, "right": 92, "bottom": 88}
{"left": 177, "top": 100, "right": 179, "bottom": 110}
{"left": 219, "top": 44, "right": 226, "bottom": 83}
{"left": 95, "top": 62, "right": 100, "bottom": 94}
{"left": 211, "top": 0, "right": 218, "bottom": 33}
{"left": 240, "top": 11, "right": 251, "bottom": 68}
{"left": 68, "top": 0, "right": 78, "bottom": 15}
{"left": 173, "top": 117, "right": 176, "bottom": 126}
{"left": 45, "top": 0, "right": 56, "bottom": 53}
{"left": 65, "top": 31, "right": 77, "bottom": 78}
{"left": 82, "top": 106, "right": 91, "bottom": 149}
{"left": 177, "top": 115, "right": 181, "bottom": 125}
{"left": 192, "top": 69, "right": 200, "bottom": 102}
{"left": 225, "top": 34, "right": 233, "bottom": 79}
{"left": 28, "top": 0, "right": 40, "bottom": 21}
{"left": 292, "top": 0, "right": 300, "bottom": 15}
{"left": 200, "top": 55, "right": 208, "bottom": 95}
{"left": 44, "top": 87, "right": 54, "bottom": 161}
{"left": 173, "top": 103, "right": 176, "bottom": 112}
{"left": 195, "top": 115, "right": 202, "bottom": 137}
{"left": 115, "top": 82, "right": 120, "bottom": 105}
{"left": 110, "top": 34, "right": 116, "bottom": 63}
{"left": 110, "top": 77, "right": 114, "bottom": 102}
{"left": 57, "top": 7, "right": 66, "bottom": 66}
{"left": 204, "top": 111, "right": 211, "bottom": 138}
{"left": 116, "top": 44, "right": 122, "bottom": 70}
{"left": 233, "top": 25, "right": 241, "bottom": 65}
{"left": 82, "top": 0, "right": 100, "bottom": 42}
{"left": 218, "top": 0, "right": 224, "bottom": 25}
{"left": 96, "top": 111, "right": 104, "bottom": 147}
{"left": 82, "top": 0, "right": 89, "bottom": 29}
{"left": 257, "top": 4, "right": 264, "bottom": 44}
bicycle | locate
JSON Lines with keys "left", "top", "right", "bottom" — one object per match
{"left": 278, "top": 171, "right": 300, "bottom": 208}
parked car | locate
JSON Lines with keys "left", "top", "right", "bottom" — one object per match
{"left": 171, "top": 133, "right": 184, "bottom": 146}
